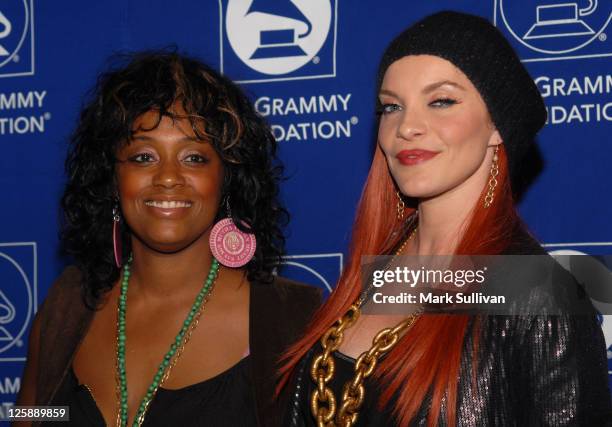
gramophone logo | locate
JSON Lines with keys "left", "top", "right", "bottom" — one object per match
{"left": 0, "top": 0, "right": 34, "bottom": 78}
{"left": 220, "top": 0, "right": 337, "bottom": 83}
{"left": 281, "top": 253, "right": 343, "bottom": 297}
{"left": 547, "top": 242, "right": 612, "bottom": 372}
{"left": 0, "top": 243, "right": 36, "bottom": 361}
{"left": 600, "top": 314, "right": 612, "bottom": 369}
{"left": 494, "top": 0, "right": 611, "bottom": 61}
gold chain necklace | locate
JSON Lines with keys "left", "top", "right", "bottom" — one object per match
{"left": 310, "top": 226, "right": 420, "bottom": 427}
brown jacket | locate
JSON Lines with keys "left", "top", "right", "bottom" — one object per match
{"left": 30, "top": 266, "right": 321, "bottom": 426}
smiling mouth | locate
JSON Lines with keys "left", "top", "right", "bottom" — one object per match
{"left": 145, "top": 200, "right": 193, "bottom": 208}
{"left": 396, "top": 149, "right": 440, "bottom": 166}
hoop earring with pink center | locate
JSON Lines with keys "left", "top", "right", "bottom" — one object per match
{"left": 112, "top": 200, "right": 123, "bottom": 268}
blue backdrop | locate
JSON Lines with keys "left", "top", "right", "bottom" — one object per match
{"left": 0, "top": 0, "right": 610, "bottom": 418}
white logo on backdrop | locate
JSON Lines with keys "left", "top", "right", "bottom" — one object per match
{"left": 0, "top": 0, "right": 34, "bottom": 77}
{"left": 280, "top": 253, "right": 343, "bottom": 292}
{"left": 0, "top": 10, "right": 13, "bottom": 56}
{"left": 225, "top": 0, "right": 332, "bottom": 76}
{"left": 0, "top": 290, "right": 17, "bottom": 343}
{"left": 0, "top": 242, "right": 36, "bottom": 361}
{"left": 523, "top": 2, "right": 598, "bottom": 40}
{"left": 601, "top": 315, "right": 612, "bottom": 362}
{"left": 495, "top": 0, "right": 611, "bottom": 61}
{"left": 547, "top": 242, "right": 612, "bottom": 365}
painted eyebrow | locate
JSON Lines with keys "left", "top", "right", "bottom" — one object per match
{"left": 422, "top": 80, "right": 466, "bottom": 93}
{"left": 379, "top": 88, "right": 399, "bottom": 98}
{"left": 379, "top": 80, "right": 466, "bottom": 98}
{"left": 130, "top": 135, "right": 202, "bottom": 143}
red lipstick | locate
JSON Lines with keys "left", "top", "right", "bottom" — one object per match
{"left": 396, "top": 149, "right": 439, "bottom": 166}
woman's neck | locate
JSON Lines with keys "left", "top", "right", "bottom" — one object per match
{"left": 125, "top": 236, "right": 215, "bottom": 302}
{"left": 414, "top": 195, "right": 473, "bottom": 255}
{"left": 412, "top": 161, "right": 491, "bottom": 255}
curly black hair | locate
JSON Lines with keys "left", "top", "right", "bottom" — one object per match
{"left": 61, "top": 50, "right": 288, "bottom": 306}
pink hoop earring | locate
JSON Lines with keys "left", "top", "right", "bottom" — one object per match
{"left": 209, "top": 198, "right": 257, "bottom": 268}
{"left": 112, "top": 202, "right": 122, "bottom": 268}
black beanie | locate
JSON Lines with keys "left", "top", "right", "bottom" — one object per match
{"left": 377, "top": 11, "right": 547, "bottom": 187}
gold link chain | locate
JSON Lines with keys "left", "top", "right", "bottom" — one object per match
{"left": 484, "top": 147, "right": 500, "bottom": 208}
{"left": 310, "top": 225, "right": 420, "bottom": 427}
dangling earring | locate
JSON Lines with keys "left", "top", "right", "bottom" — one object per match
{"left": 209, "top": 197, "right": 257, "bottom": 268}
{"left": 396, "top": 190, "right": 405, "bottom": 220}
{"left": 484, "top": 146, "right": 500, "bottom": 208}
{"left": 112, "top": 200, "right": 123, "bottom": 268}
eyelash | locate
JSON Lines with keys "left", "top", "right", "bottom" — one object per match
{"left": 128, "top": 153, "right": 156, "bottom": 163}
{"left": 429, "top": 98, "right": 458, "bottom": 108}
{"left": 127, "top": 153, "right": 209, "bottom": 164}
{"left": 183, "top": 154, "right": 209, "bottom": 164}
{"left": 377, "top": 98, "right": 458, "bottom": 115}
{"left": 378, "top": 104, "right": 402, "bottom": 115}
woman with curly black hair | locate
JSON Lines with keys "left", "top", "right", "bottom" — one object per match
{"left": 17, "top": 51, "right": 320, "bottom": 427}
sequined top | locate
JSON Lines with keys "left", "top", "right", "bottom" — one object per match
{"left": 287, "top": 315, "right": 611, "bottom": 426}
{"left": 283, "top": 230, "right": 612, "bottom": 426}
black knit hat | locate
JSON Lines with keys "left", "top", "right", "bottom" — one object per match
{"left": 377, "top": 11, "right": 547, "bottom": 188}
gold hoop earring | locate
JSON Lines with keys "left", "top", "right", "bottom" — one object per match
{"left": 484, "top": 146, "right": 500, "bottom": 208}
{"left": 396, "top": 190, "right": 405, "bottom": 220}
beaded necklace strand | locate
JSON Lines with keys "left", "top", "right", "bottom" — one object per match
{"left": 115, "top": 255, "right": 221, "bottom": 427}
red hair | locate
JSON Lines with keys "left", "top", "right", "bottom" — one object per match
{"left": 278, "top": 144, "right": 520, "bottom": 426}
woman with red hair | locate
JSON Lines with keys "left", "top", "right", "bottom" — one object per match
{"left": 278, "top": 11, "right": 611, "bottom": 426}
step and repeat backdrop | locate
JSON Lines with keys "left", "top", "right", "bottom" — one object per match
{"left": 0, "top": 0, "right": 610, "bottom": 415}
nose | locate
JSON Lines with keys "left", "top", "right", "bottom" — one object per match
{"left": 397, "top": 111, "right": 426, "bottom": 141}
{"left": 153, "top": 159, "right": 186, "bottom": 189}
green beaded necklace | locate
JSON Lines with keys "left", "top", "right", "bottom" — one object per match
{"left": 116, "top": 255, "right": 220, "bottom": 427}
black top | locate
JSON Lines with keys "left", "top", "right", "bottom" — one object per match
{"left": 32, "top": 271, "right": 321, "bottom": 427}
{"left": 283, "top": 228, "right": 612, "bottom": 426}
{"left": 287, "top": 347, "right": 397, "bottom": 426}
{"left": 287, "top": 314, "right": 612, "bottom": 426}
{"left": 47, "top": 357, "right": 256, "bottom": 426}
